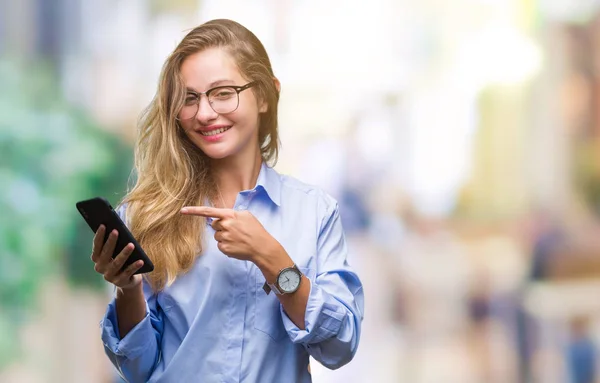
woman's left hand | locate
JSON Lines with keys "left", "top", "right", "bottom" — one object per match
{"left": 180, "top": 206, "right": 275, "bottom": 261}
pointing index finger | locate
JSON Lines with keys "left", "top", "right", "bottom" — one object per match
{"left": 180, "top": 206, "right": 234, "bottom": 219}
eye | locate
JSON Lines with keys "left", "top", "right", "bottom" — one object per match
{"left": 212, "top": 89, "right": 236, "bottom": 99}
{"left": 185, "top": 94, "right": 198, "bottom": 105}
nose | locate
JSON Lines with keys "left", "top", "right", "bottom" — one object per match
{"left": 195, "top": 95, "right": 218, "bottom": 123}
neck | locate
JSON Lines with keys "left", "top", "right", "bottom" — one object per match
{"left": 210, "top": 150, "right": 263, "bottom": 208}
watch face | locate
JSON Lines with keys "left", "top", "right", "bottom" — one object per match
{"left": 277, "top": 268, "right": 301, "bottom": 293}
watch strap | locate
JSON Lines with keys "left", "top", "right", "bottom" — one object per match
{"left": 263, "top": 280, "right": 281, "bottom": 295}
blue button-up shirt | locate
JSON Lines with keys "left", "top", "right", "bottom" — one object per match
{"left": 100, "top": 163, "right": 364, "bottom": 383}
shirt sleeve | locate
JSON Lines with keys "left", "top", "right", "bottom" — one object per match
{"left": 100, "top": 278, "right": 164, "bottom": 382}
{"left": 281, "top": 199, "right": 364, "bottom": 370}
{"left": 99, "top": 203, "right": 164, "bottom": 382}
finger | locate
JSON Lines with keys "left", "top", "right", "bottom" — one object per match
{"left": 98, "top": 230, "right": 119, "bottom": 265}
{"left": 115, "top": 261, "right": 144, "bottom": 286}
{"left": 91, "top": 225, "right": 106, "bottom": 262}
{"left": 217, "top": 241, "right": 227, "bottom": 254}
{"left": 180, "top": 206, "right": 234, "bottom": 220}
{"left": 105, "top": 243, "right": 134, "bottom": 278}
{"left": 214, "top": 230, "right": 223, "bottom": 243}
{"left": 211, "top": 219, "right": 224, "bottom": 231}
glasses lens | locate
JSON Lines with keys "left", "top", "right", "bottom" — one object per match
{"left": 209, "top": 87, "right": 239, "bottom": 114}
{"left": 178, "top": 95, "right": 199, "bottom": 120}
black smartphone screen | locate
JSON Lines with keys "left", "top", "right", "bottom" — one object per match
{"left": 76, "top": 197, "right": 154, "bottom": 274}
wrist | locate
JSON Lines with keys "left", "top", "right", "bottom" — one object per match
{"left": 116, "top": 282, "right": 142, "bottom": 298}
{"left": 252, "top": 234, "right": 280, "bottom": 266}
{"left": 252, "top": 238, "right": 292, "bottom": 283}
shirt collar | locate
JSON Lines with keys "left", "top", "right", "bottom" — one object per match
{"left": 255, "top": 162, "right": 281, "bottom": 206}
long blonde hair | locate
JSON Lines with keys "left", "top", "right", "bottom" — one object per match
{"left": 122, "top": 19, "right": 280, "bottom": 291}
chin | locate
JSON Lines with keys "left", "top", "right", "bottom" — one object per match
{"left": 198, "top": 145, "right": 236, "bottom": 160}
{"left": 202, "top": 151, "right": 232, "bottom": 160}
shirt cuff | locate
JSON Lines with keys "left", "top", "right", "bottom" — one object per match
{"left": 100, "top": 298, "right": 153, "bottom": 359}
{"left": 280, "top": 280, "right": 347, "bottom": 344}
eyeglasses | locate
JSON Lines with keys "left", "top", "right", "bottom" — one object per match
{"left": 176, "top": 81, "right": 257, "bottom": 120}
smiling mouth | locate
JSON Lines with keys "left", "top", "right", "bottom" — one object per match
{"left": 200, "top": 127, "right": 231, "bottom": 136}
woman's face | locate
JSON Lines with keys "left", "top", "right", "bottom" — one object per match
{"left": 178, "top": 47, "right": 266, "bottom": 161}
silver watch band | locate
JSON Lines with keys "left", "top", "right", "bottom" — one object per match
{"left": 262, "top": 280, "right": 282, "bottom": 295}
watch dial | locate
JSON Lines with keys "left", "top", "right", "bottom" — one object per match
{"left": 278, "top": 269, "right": 301, "bottom": 293}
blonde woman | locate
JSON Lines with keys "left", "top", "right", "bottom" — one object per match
{"left": 91, "top": 19, "right": 364, "bottom": 383}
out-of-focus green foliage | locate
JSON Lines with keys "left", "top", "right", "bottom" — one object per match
{"left": 0, "top": 58, "right": 132, "bottom": 368}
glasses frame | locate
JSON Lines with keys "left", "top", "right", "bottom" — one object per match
{"left": 176, "top": 81, "right": 257, "bottom": 121}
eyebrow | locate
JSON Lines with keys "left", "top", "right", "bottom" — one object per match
{"left": 185, "top": 79, "right": 235, "bottom": 93}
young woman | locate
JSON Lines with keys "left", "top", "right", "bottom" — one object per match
{"left": 91, "top": 19, "right": 364, "bottom": 383}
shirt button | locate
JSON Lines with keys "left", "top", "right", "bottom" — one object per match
{"left": 236, "top": 205, "right": 246, "bottom": 211}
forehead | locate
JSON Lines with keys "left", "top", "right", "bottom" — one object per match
{"left": 180, "top": 47, "right": 244, "bottom": 91}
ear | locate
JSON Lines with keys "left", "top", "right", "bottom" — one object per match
{"left": 259, "top": 100, "right": 268, "bottom": 113}
{"left": 273, "top": 77, "right": 281, "bottom": 93}
{"left": 258, "top": 77, "right": 280, "bottom": 113}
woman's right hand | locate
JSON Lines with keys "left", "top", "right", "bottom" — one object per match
{"left": 91, "top": 225, "right": 144, "bottom": 290}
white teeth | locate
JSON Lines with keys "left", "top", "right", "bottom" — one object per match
{"left": 201, "top": 127, "right": 229, "bottom": 136}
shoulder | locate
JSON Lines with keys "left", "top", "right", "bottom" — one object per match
{"left": 277, "top": 172, "right": 338, "bottom": 216}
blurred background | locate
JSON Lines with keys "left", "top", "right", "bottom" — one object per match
{"left": 2, "top": 0, "right": 600, "bottom": 382}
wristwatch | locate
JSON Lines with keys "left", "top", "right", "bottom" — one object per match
{"left": 263, "top": 264, "right": 303, "bottom": 295}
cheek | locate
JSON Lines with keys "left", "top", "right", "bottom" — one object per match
{"left": 232, "top": 108, "right": 260, "bottom": 135}
{"left": 178, "top": 121, "right": 193, "bottom": 134}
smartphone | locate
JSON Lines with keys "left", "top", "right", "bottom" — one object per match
{"left": 76, "top": 197, "right": 154, "bottom": 274}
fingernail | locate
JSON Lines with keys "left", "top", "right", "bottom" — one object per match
{"left": 180, "top": 208, "right": 188, "bottom": 214}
